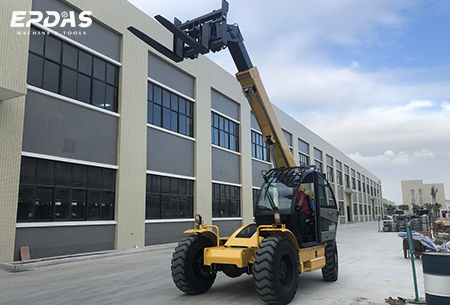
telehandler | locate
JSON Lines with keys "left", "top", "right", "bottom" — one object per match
{"left": 128, "top": 1, "right": 339, "bottom": 304}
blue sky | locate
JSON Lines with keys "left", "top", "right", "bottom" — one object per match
{"left": 128, "top": 0, "right": 450, "bottom": 206}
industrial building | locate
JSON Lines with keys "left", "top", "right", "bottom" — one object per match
{"left": 0, "top": 0, "right": 382, "bottom": 263}
{"left": 401, "top": 180, "right": 446, "bottom": 212}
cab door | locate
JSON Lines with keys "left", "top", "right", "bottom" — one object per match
{"left": 315, "top": 173, "right": 338, "bottom": 242}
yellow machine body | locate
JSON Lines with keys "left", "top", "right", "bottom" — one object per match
{"left": 185, "top": 222, "right": 326, "bottom": 275}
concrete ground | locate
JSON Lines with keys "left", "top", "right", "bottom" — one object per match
{"left": 0, "top": 221, "right": 426, "bottom": 305}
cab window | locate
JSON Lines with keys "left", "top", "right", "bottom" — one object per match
{"left": 317, "top": 174, "right": 337, "bottom": 208}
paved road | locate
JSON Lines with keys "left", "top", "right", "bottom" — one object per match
{"left": 0, "top": 221, "right": 425, "bottom": 305}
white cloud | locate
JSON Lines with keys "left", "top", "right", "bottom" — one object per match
{"left": 413, "top": 149, "right": 435, "bottom": 158}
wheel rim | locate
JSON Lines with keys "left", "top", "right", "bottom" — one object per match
{"left": 279, "top": 253, "right": 294, "bottom": 289}
{"left": 193, "top": 249, "right": 210, "bottom": 278}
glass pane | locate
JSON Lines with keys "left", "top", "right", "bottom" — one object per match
{"left": 171, "top": 93, "right": 178, "bottom": 111}
{"left": 54, "top": 188, "right": 71, "bottom": 220}
{"left": 178, "top": 179, "right": 186, "bottom": 195}
{"left": 93, "top": 57, "right": 106, "bottom": 81}
{"left": 161, "top": 177, "right": 170, "bottom": 193}
{"left": 29, "top": 28, "right": 45, "bottom": 55}
{"left": 153, "top": 104, "right": 161, "bottom": 126}
{"left": 171, "top": 111, "right": 178, "bottom": 132}
{"left": 20, "top": 157, "right": 36, "bottom": 185}
{"left": 42, "top": 60, "right": 60, "bottom": 93}
{"left": 88, "top": 190, "right": 101, "bottom": 219}
{"left": 73, "top": 164, "right": 87, "bottom": 188}
{"left": 27, "top": 53, "right": 44, "bottom": 87}
{"left": 147, "top": 83, "right": 153, "bottom": 101}
{"left": 34, "top": 187, "right": 53, "bottom": 220}
{"left": 179, "top": 98, "right": 185, "bottom": 115}
{"left": 186, "top": 197, "right": 193, "bottom": 217}
{"left": 71, "top": 189, "right": 86, "bottom": 220}
{"left": 62, "top": 43, "right": 78, "bottom": 69}
{"left": 37, "top": 159, "right": 54, "bottom": 185}
{"left": 170, "top": 196, "right": 178, "bottom": 218}
{"left": 187, "top": 118, "right": 193, "bottom": 137}
{"left": 45, "top": 35, "right": 61, "bottom": 62}
{"left": 55, "top": 162, "right": 72, "bottom": 186}
{"left": 101, "top": 191, "right": 114, "bottom": 220}
{"left": 105, "top": 85, "right": 116, "bottom": 111}
{"left": 88, "top": 167, "right": 102, "bottom": 189}
{"left": 150, "top": 194, "right": 161, "bottom": 219}
{"left": 213, "top": 113, "right": 219, "bottom": 127}
{"left": 102, "top": 169, "right": 115, "bottom": 190}
{"left": 162, "top": 108, "right": 170, "bottom": 129}
{"left": 145, "top": 193, "right": 152, "bottom": 219}
{"left": 220, "top": 198, "right": 230, "bottom": 217}
{"left": 186, "top": 180, "right": 193, "bottom": 196}
{"left": 78, "top": 50, "right": 92, "bottom": 75}
{"left": 152, "top": 176, "right": 161, "bottom": 193}
{"left": 186, "top": 101, "right": 192, "bottom": 117}
{"left": 179, "top": 115, "right": 186, "bottom": 135}
{"left": 17, "top": 186, "right": 35, "bottom": 221}
{"left": 161, "top": 195, "right": 170, "bottom": 218}
{"left": 212, "top": 198, "right": 220, "bottom": 217}
{"left": 92, "top": 79, "right": 106, "bottom": 108}
{"left": 60, "top": 67, "right": 77, "bottom": 99}
{"left": 231, "top": 200, "right": 240, "bottom": 217}
{"left": 77, "top": 73, "right": 91, "bottom": 103}
{"left": 178, "top": 197, "right": 187, "bottom": 218}
{"left": 170, "top": 178, "right": 178, "bottom": 194}
{"left": 153, "top": 86, "right": 162, "bottom": 104}
{"left": 147, "top": 101, "right": 153, "bottom": 124}
{"left": 162, "top": 90, "right": 170, "bottom": 108}
{"left": 106, "top": 63, "right": 117, "bottom": 85}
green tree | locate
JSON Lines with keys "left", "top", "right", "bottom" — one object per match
{"left": 412, "top": 203, "right": 421, "bottom": 214}
{"left": 385, "top": 205, "right": 396, "bottom": 216}
{"left": 398, "top": 204, "right": 410, "bottom": 211}
{"left": 433, "top": 202, "right": 442, "bottom": 217}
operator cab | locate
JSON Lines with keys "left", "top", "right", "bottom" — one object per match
{"left": 254, "top": 166, "right": 339, "bottom": 246}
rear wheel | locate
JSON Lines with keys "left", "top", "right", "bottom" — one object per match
{"left": 322, "top": 240, "right": 338, "bottom": 282}
{"left": 253, "top": 236, "right": 299, "bottom": 305}
{"left": 171, "top": 235, "right": 216, "bottom": 295}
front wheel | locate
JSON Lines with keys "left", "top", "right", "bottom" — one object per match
{"left": 253, "top": 236, "right": 299, "bottom": 305}
{"left": 171, "top": 235, "right": 216, "bottom": 295}
{"left": 322, "top": 240, "right": 338, "bottom": 282}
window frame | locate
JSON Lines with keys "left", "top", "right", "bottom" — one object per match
{"left": 17, "top": 156, "right": 115, "bottom": 222}
{"left": 27, "top": 26, "right": 120, "bottom": 112}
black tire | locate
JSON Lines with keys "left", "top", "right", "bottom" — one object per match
{"left": 253, "top": 236, "right": 299, "bottom": 305}
{"left": 322, "top": 240, "right": 338, "bottom": 282}
{"left": 171, "top": 235, "right": 216, "bottom": 295}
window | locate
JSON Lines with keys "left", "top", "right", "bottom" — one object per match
{"left": 314, "top": 148, "right": 323, "bottom": 172}
{"left": 298, "top": 139, "right": 309, "bottom": 166}
{"left": 411, "top": 189, "right": 416, "bottom": 204}
{"left": 336, "top": 161, "right": 342, "bottom": 186}
{"left": 357, "top": 172, "right": 361, "bottom": 192}
{"left": 17, "top": 157, "right": 115, "bottom": 222}
{"left": 211, "top": 112, "right": 239, "bottom": 152}
{"left": 344, "top": 165, "right": 350, "bottom": 189}
{"left": 317, "top": 174, "right": 337, "bottom": 208}
{"left": 251, "top": 131, "right": 269, "bottom": 162}
{"left": 212, "top": 183, "right": 240, "bottom": 217}
{"left": 27, "top": 27, "right": 119, "bottom": 112}
{"left": 326, "top": 155, "right": 333, "bottom": 183}
{"left": 419, "top": 188, "right": 423, "bottom": 205}
{"left": 146, "top": 174, "right": 193, "bottom": 219}
{"left": 147, "top": 83, "right": 194, "bottom": 137}
{"left": 351, "top": 169, "right": 356, "bottom": 190}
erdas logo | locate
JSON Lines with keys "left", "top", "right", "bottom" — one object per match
{"left": 11, "top": 11, "right": 92, "bottom": 28}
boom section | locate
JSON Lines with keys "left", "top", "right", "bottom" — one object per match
{"left": 236, "top": 67, "right": 296, "bottom": 168}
